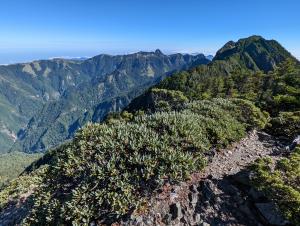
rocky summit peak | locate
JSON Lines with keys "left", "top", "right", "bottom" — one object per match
{"left": 155, "top": 49, "right": 163, "bottom": 55}
{"left": 213, "top": 35, "right": 294, "bottom": 72}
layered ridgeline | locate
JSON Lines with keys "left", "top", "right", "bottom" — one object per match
{"left": 0, "top": 51, "right": 209, "bottom": 153}
{"left": 1, "top": 36, "right": 299, "bottom": 225}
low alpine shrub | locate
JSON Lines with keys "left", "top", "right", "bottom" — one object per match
{"left": 0, "top": 98, "right": 268, "bottom": 225}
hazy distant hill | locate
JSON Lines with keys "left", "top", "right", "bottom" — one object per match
{"left": 0, "top": 50, "right": 209, "bottom": 153}
{"left": 205, "top": 55, "right": 214, "bottom": 61}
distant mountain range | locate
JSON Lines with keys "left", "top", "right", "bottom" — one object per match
{"left": 50, "top": 57, "right": 90, "bottom": 61}
{"left": 0, "top": 50, "right": 209, "bottom": 153}
{"left": 205, "top": 55, "right": 214, "bottom": 61}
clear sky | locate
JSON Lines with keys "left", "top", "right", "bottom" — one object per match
{"left": 0, "top": 0, "right": 299, "bottom": 64}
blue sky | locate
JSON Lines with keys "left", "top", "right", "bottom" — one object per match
{"left": 0, "top": 0, "right": 299, "bottom": 64}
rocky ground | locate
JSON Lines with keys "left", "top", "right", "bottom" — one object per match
{"left": 120, "top": 130, "right": 291, "bottom": 226}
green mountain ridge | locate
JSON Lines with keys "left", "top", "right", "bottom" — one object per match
{"left": 0, "top": 51, "right": 209, "bottom": 153}
{"left": 213, "top": 35, "right": 295, "bottom": 72}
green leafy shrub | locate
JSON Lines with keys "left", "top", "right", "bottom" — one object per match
{"left": 22, "top": 117, "right": 207, "bottom": 225}
{"left": 186, "top": 98, "right": 269, "bottom": 130}
{"left": 151, "top": 88, "right": 189, "bottom": 111}
{"left": 105, "top": 111, "right": 135, "bottom": 124}
{"left": 0, "top": 166, "right": 46, "bottom": 212}
{"left": 266, "top": 111, "right": 300, "bottom": 139}
{"left": 250, "top": 148, "right": 300, "bottom": 225}
{"left": 230, "top": 99, "right": 270, "bottom": 129}
{"left": 126, "top": 88, "right": 189, "bottom": 113}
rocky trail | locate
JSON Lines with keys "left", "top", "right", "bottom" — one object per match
{"left": 202, "top": 130, "right": 284, "bottom": 179}
{"left": 121, "top": 130, "right": 290, "bottom": 226}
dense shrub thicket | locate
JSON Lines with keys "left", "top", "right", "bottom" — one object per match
{"left": 128, "top": 59, "right": 299, "bottom": 140}
{"left": 127, "top": 89, "right": 270, "bottom": 130}
{"left": 125, "top": 88, "right": 189, "bottom": 113}
{"left": 158, "top": 59, "right": 300, "bottom": 116}
{"left": 266, "top": 111, "right": 300, "bottom": 139}
{"left": 0, "top": 99, "right": 268, "bottom": 225}
{"left": 250, "top": 147, "right": 300, "bottom": 225}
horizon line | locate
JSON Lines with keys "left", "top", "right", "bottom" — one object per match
{"left": 0, "top": 50, "right": 216, "bottom": 66}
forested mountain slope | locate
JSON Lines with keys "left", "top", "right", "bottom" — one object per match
{"left": 128, "top": 36, "right": 299, "bottom": 116}
{"left": 0, "top": 59, "right": 93, "bottom": 151}
{"left": 0, "top": 51, "right": 209, "bottom": 153}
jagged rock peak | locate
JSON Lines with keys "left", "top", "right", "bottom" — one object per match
{"left": 155, "top": 49, "right": 163, "bottom": 55}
